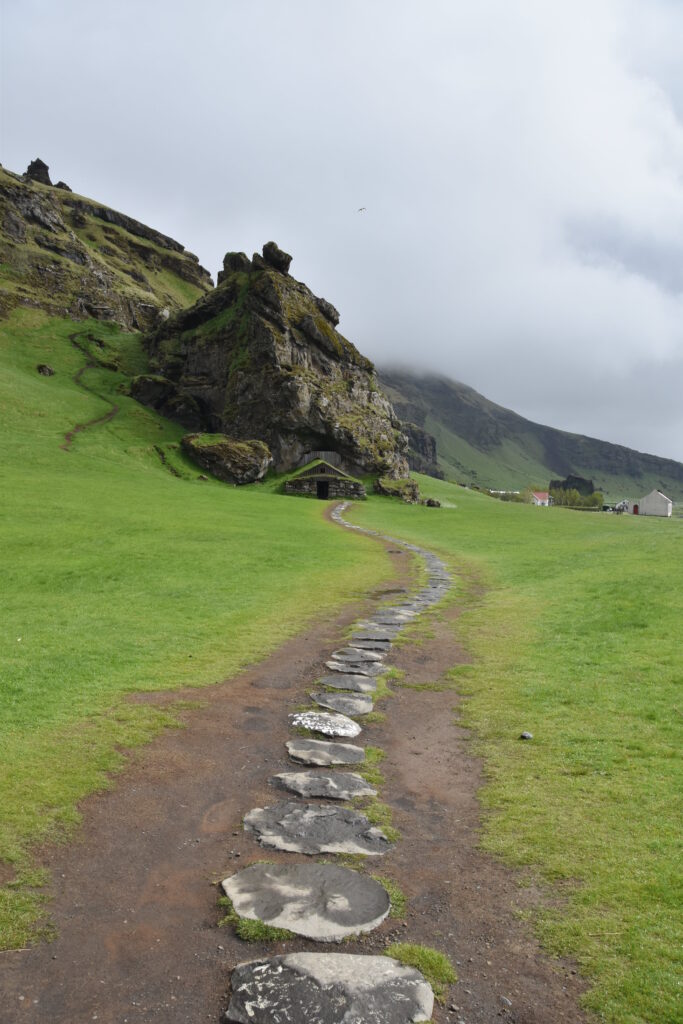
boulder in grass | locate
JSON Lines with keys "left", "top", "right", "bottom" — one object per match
{"left": 180, "top": 433, "right": 272, "bottom": 484}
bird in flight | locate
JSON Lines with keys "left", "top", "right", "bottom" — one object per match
{"left": 358, "top": 207, "right": 366, "bottom": 212}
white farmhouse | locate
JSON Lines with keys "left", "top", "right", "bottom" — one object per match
{"left": 629, "top": 490, "right": 673, "bottom": 517}
{"left": 531, "top": 491, "right": 550, "bottom": 506}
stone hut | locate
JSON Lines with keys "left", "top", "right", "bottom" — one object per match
{"left": 285, "top": 459, "right": 366, "bottom": 500}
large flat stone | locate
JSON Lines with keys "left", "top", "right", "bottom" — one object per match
{"left": 286, "top": 738, "right": 365, "bottom": 766}
{"left": 226, "top": 952, "right": 434, "bottom": 1023}
{"left": 221, "top": 862, "right": 390, "bottom": 941}
{"left": 326, "top": 660, "right": 384, "bottom": 677}
{"left": 311, "top": 691, "right": 373, "bottom": 716}
{"left": 332, "top": 647, "right": 384, "bottom": 662}
{"left": 272, "top": 769, "right": 376, "bottom": 800}
{"left": 319, "top": 673, "right": 377, "bottom": 693}
{"left": 351, "top": 630, "right": 398, "bottom": 642}
{"left": 290, "top": 711, "right": 361, "bottom": 738}
{"left": 243, "top": 801, "right": 391, "bottom": 856}
{"left": 350, "top": 638, "right": 393, "bottom": 651}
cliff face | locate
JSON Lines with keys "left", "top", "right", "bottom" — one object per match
{"left": 0, "top": 161, "right": 212, "bottom": 330}
{"left": 135, "top": 243, "right": 409, "bottom": 476}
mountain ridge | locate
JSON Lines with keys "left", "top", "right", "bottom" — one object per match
{"left": 378, "top": 368, "right": 683, "bottom": 501}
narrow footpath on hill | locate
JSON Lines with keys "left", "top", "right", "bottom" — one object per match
{"left": 0, "top": 503, "right": 589, "bottom": 1024}
{"left": 60, "top": 332, "right": 120, "bottom": 451}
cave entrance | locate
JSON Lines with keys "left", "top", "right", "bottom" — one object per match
{"left": 316, "top": 480, "right": 329, "bottom": 499}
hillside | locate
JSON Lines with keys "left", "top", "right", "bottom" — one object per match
{"left": 0, "top": 160, "right": 212, "bottom": 330}
{"left": 379, "top": 369, "right": 683, "bottom": 501}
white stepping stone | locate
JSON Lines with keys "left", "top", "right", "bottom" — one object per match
{"left": 290, "top": 711, "right": 361, "bottom": 738}
{"left": 310, "top": 691, "right": 373, "bottom": 716}
{"left": 226, "top": 952, "right": 434, "bottom": 1023}
{"left": 286, "top": 738, "right": 365, "bottom": 766}
{"left": 272, "top": 770, "right": 376, "bottom": 800}
{"left": 221, "top": 862, "right": 390, "bottom": 941}
{"left": 319, "top": 673, "right": 377, "bottom": 693}
{"left": 243, "top": 801, "right": 391, "bottom": 856}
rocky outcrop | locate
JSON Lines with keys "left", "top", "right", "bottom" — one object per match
{"left": 402, "top": 421, "right": 443, "bottom": 478}
{"left": 0, "top": 163, "right": 213, "bottom": 328}
{"left": 373, "top": 476, "right": 421, "bottom": 503}
{"left": 141, "top": 243, "right": 409, "bottom": 477}
{"left": 25, "top": 158, "right": 51, "bottom": 186}
{"left": 180, "top": 434, "right": 272, "bottom": 483}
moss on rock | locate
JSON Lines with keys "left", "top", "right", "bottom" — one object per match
{"left": 181, "top": 434, "right": 272, "bottom": 484}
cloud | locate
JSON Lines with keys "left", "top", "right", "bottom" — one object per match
{"left": 2, "top": 0, "right": 683, "bottom": 458}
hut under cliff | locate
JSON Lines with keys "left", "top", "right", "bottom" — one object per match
{"left": 284, "top": 458, "right": 366, "bottom": 500}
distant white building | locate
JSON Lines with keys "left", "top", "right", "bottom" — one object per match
{"left": 531, "top": 491, "right": 550, "bottom": 506}
{"left": 627, "top": 490, "right": 673, "bottom": 517}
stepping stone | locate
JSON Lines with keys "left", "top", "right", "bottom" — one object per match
{"left": 226, "top": 952, "right": 434, "bottom": 1023}
{"left": 332, "top": 647, "right": 384, "bottom": 662}
{"left": 272, "top": 769, "right": 376, "bottom": 800}
{"left": 310, "top": 691, "right": 373, "bottom": 716}
{"left": 350, "top": 638, "right": 393, "bottom": 651}
{"left": 243, "top": 801, "right": 392, "bottom": 855}
{"left": 351, "top": 630, "right": 398, "bottom": 643}
{"left": 221, "top": 862, "right": 390, "bottom": 941}
{"left": 286, "top": 738, "right": 365, "bottom": 766}
{"left": 326, "top": 660, "right": 384, "bottom": 677}
{"left": 290, "top": 711, "right": 361, "bottom": 739}
{"left": 319, "top": 673, "right": 377, "bottom": 693}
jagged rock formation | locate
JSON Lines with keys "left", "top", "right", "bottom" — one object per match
{"left": 25, "top": 158, "right": 51, "bottom": 186}
{"left": 0, "top": 162, "right": 212, "bottom": 328}
{"left": 136, "top": 243, "right": 409, "bottom": 477}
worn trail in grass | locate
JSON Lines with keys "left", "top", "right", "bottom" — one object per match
{"left": 352, "top": 479, "right": 682, "bottom": 1024}
{"left": 0, "top": 310, "right": 389, "bottom": 947}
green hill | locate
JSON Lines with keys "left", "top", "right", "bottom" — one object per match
{"left": 0, "top": 163, "right": 212, "bottom": 329}
{"left": 378, "top": 369, "right": 683, "bottom": 501}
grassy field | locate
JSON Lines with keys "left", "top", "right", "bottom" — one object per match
{"left": 0, "top": 309, "right": 389, "bottom": 948}
{"left": 352, "top": 479, "right": 682, "bottom": 1024}
{"left": 2, "top": 308, "right": 680, "bottom": 1022}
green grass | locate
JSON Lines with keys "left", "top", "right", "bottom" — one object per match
{"left": 352, "top": 478, "right": 682, "bottom": 1024}
{"left": 384, "top": 942, "right": 457, "bottom": 1001}
{"left": 357, "top": 745, "right": 386, "bottom": 788}
{"left": 359, "top": 800, "right": 400, "bottom": 843}
{"left": 371, "top": 875, "right": 407, "bottom": 918}
{"left": 0, "top": 308, "right": 389, "bottom": 948}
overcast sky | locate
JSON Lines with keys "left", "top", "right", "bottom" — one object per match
{"left": 2, "top": 0, "right": 683, "bottom": 460}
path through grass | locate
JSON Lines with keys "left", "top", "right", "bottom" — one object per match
{"left": 0, "top": 310, "right": 389, "bottom": 947}
{"left": 352, "top": 479, "right": 682, "bottom": 1024}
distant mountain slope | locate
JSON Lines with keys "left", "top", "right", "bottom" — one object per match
{"left": 378, "top": 370, "right": 683, "bottom": 501}
{"left": 0, "top": 161, "right": 212, "bottom": 331}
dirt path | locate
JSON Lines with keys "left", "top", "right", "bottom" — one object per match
{"left": 60, "top": 332, "right": 120, "bottom": 451}
{"left": 0, "top": 515, "right": 589, "bottom": 1024}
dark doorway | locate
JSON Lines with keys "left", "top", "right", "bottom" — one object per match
{"left": 633, "top": 503, "right": 639, "bottom": 515}
{"left": 317, "top": 480, "right": 329, "bottom": 499}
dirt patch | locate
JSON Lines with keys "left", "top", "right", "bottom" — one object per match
{"left": 0, "top": 528, "right": 589, "bottom": 1024}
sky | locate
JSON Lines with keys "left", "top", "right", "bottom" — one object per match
{"left": 2, "top": 0, "right": 683, "bottom": 461}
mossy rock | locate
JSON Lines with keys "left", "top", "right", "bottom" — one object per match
{"left": 181, "top": 433, "right": 272, "bottom": 484}
{"left": 374, "top": 476, "right": 421, "bottom": 503}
